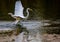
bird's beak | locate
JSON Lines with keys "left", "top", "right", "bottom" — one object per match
{"left": 29, "top": 8, "right": 33, "bottom": 11}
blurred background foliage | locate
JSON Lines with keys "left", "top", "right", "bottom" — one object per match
{"left": 0, "top": 0, "right": 60, "bottom": 20}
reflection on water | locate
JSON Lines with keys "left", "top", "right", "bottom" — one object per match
{"left": 0, "top": 20, "right": 60, "bottom": 42}
{"left": 0, "top": 21, "right": 43, "bottom": 42}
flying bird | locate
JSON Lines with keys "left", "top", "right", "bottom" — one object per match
{"left": 8, "top": 0, "right": 32, "bottom": 24}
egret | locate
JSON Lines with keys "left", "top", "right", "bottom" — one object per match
{"left": 8, "top": 0, "right": 32, "bottom": 24}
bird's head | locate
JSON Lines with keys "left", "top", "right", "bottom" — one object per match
{"left": 27, "top": 8, "right": 33, "bottom": 11}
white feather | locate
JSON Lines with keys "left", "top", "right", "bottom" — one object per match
{"left": 14, "top": 1, "right": 29, "bottom": 18}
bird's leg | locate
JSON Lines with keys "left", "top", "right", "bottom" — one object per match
{"left": 14, "top": 17, "right": 21, "bottom": 24}
{"left": 14, "top": 20, "right": 19, "bottom": 24}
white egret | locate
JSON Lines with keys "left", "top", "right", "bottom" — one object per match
{"left": 8, "top": 0, "right": 32, "bottom": 24}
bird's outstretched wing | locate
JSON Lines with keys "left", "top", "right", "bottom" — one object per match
{"left": 14, "top": 0, "right": 29, "bottom": 19}
{"left": 14, "top": 1, "right": 24, "bottom": 17}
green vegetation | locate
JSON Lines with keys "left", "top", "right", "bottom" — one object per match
{"left": 0, "top": 0, "right": 60, "bottom": 20}
{"left": 14, "top": 24, "right": 28, "bottom": 35}
{"left": 41, "top": 27, "right": 60, "bottom": 34}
